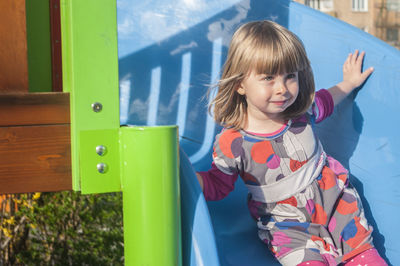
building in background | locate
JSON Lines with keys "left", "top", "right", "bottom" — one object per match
{"left": 294, "top": 0, "right": 400, "bottom": 49}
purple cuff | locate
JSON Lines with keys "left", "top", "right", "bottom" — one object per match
{"left": 314, "top": 89, "right": 334, "bottom": 123}
{"left": 198, "top": 162, "right": 238, "bottom": 201}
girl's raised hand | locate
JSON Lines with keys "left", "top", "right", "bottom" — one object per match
{"left": 342, "top": 50, "right": 374, "bottom": 90}
{"left": 328, "top": 50, "right": 374, "bottom": 106}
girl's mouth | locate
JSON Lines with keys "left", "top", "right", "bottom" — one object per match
{"left": 271, "top": 100, "right": 287, "bottom": 106}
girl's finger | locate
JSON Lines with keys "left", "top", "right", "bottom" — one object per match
{"left": 351, "top": 50, "right": 359, "bottom": 64}
{"left": 356, "top": 51, "right": 366, "bottom": 65}
{"left": 343, "top": 53, "right": 352, "bottom": 70}
{"left": 345, "top": 53, "right": 352, "bottom": 64}
{"left": 361, "top": 66, "right": 374, "bottom": 80}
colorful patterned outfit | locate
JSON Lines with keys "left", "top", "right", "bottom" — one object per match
{"left": 199, "top": 89, "right": 375, "bottom": 265}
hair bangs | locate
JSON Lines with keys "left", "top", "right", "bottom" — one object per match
{"left": 252, "top": 32, "right": 309, "bottom": 75}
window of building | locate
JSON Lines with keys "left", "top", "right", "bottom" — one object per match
{"left": 352, "top": 0, "right": 368, "bottom": 12}
{"left": 305, "top": 0, "right": 333, "bottom": 12}
{"left": 387, "top": 28, "right": 399, "bottom": 42}
{"left": 305, "top": 0, "right": 319, "bottom": 9}
{"left": 387, "top": 0, "right": 400, "bottom": 11}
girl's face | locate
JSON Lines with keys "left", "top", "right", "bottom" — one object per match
{"left": 237, "top": 70, "right": 299, "bottom": 122}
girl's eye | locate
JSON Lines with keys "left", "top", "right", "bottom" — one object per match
{"left": 264, "top": 76, "right": 274, "bottom": 81}
{"left": 286, "top": 73, "right": 297, "bottom": 79}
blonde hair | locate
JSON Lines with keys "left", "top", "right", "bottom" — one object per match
{"left": 211, "top": 20, "right": 315, "bottom": 129}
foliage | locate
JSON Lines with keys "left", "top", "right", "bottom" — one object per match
{"left": 0, "top": 191, "right": 124, "bottom": 265}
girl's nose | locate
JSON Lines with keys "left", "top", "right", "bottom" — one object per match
{"left": 274, "top": 80, "right": 287, "bottom": 94}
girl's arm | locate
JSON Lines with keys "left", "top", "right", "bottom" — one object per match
{"left": 328, "top": 50, "right": 374, "bottom": 106}
{"left": 196, "top": 129, "right": 240, "bottom": 200}
{"left": 196, "top": 163, "right": 239, "bottom": 201}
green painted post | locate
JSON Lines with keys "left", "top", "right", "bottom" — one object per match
{"left": 61, "top": 0, "right": 182, "bottom": 264}
{"left": 61, "top": 0, "right": 120, "bottom": 191}
{"left": 120, "top": 126, "right": 182, "bottom": 266}
{"left": 25, "top": 0, "right": 53, "bottom": 92}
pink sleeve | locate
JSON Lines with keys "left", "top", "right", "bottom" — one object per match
{"left": 198, "top": 162, "right": 239, "bottom": 201}
{"left": 313, "top": 89, "right": 334, "bottom": 123}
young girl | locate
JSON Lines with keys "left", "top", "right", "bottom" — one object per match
{"left": 196, "top": 21, "right": 387, "bottom": 266}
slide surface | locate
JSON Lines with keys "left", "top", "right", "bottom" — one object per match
{"left": 117, "top": 0, "right": 400, "bottom": 265}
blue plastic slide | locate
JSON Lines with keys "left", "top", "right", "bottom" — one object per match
{"left": 117, "top": 0, "right": 400, "bottom": 265}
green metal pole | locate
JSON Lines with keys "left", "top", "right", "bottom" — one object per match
{"left": 61, "top": 0, "right": 120, "bottom": 191}
{"left": 119, "top": 126, "right": 182, "bottom": 266}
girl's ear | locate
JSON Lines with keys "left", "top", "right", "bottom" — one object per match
{"left": 237, "top": 84, "right": 246, "bottom": 95}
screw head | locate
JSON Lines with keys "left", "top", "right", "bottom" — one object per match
{"left": 97, "top": 163, "right": 108, "bottom": 174}
{"left": 91, "top": 102, "right": 103, "bottom": 112}
{"left": 96, "top": 145, "right": 107, "bottom": 156}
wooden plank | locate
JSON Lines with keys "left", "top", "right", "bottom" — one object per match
{"left": 0, "top": 0, "right": 29, "bottom": 93}
{"left": 0, "top": 92, "right": 69, "bottom": 126}
{"left": 0, "top": 124, "right": 71, "bottom": 194}
{"left": 0, "top": 92, "right": 71, "bottom": 193}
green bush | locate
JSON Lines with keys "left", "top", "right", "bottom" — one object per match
{"left": 1, "top": 191, "right": 124, "bottom": 265}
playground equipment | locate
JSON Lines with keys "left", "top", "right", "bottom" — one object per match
{"left": 118, "top": 0, "right": 400, "bottom": 265}
{"left": 1, "top": 0, "right": 399, "bottom": 265}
